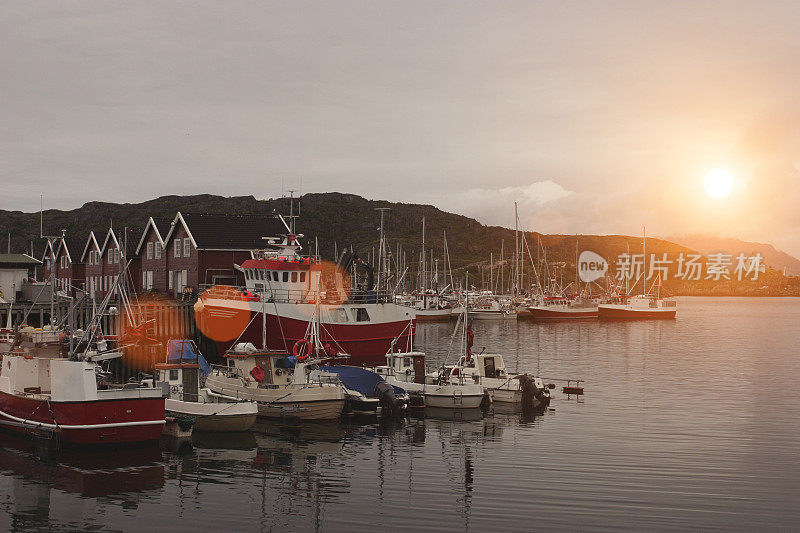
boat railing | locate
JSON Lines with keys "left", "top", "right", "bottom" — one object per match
{"left": 198, "top": 285, "right": 396, "bottom": 304}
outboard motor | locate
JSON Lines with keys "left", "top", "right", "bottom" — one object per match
{"left": 517, "top": 374, "right": 549, "bottom": 409}
{"left": 374, "top": 381, "right": 406, "bottom": 418}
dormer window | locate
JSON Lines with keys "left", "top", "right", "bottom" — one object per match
{"left": 114, "top": 249, "right": 120, "bottom": 263}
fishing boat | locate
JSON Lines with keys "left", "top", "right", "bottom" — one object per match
{"left": 528, "top": 295, "right": 598, "bottom": 320}
{"left": 0, "top": 235, "right": 166, "bottom": 446}
{"left": 194, "top": 234, "right": 414, "bottom": 366}
{"left": 154, "top": 339, "right": 258, "bottom": 432}
{"left": 468, "top": 295, "right": 517, "bottom": 320}
{"left": 597, "top": 293, "right": 677, "bottom": 319}
{"left": 0, "top": 350, "right": 165, "bottom": 445}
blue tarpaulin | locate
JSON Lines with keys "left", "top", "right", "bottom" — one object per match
{"left": 167, "top": 339, "right": 211, "bottom": 377}
{"left": 323, "top": 366, "right": 406, "bottom": 397}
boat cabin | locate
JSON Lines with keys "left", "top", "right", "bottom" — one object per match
{"left": 374, "top": 351, "right": 427, "bottom": 384}
{"left": 154, "top": 340, "right": 210, "bottom": 402}
{"left": 458, "top": 354, "right": 509, "bottom": 380}
{"left": 220, "top": 342, "right": 300, "bottom": 387}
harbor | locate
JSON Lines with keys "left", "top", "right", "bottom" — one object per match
{"left": 4, "top": 1, "right": 800, "bottom": 530}
{"left": 1, "top": 297, "right": 798, "bottom": 531}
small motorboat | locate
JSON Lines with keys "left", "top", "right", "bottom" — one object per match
{"left": 154, "top": 340, "right": 259, "bottom": 432}
{"left": 313, "top": 365, "right": 409, "bottom": 417}
{"left": 372, "top": 351, "right": 485, "bottom": 409}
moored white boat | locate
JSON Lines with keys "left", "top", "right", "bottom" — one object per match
{"left": 204, "top": 343, "right": 346, "bottom": 422}
{"left": 154, "top": 340, "right": 258, "bottom": 432}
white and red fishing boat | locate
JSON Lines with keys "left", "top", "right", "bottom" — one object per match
{"left": 528, "top": 295, "right": 598, "bottom": 320}
{"left": 194, "top": 235, "right": 415, "bottom": 366}
{"left": 0, "top": 351, "right": 165, "bottom": 445}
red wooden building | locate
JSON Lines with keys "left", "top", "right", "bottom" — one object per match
{"left": 160, "top": 212, "right": 290, "bottom": 298}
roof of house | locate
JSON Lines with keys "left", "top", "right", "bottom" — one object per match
{"left": 0, "top": 253, "right": 41, "bottom": 267}
{"left": 57, "top": 238, "right": 86, "bottom": 263}
{"left": 80, "top": 232, "right": 102, "bottom": 262}
{"left": 135, "top": 217, "right": 172, "bottom": 255}
{"left": 164, "top": 212, "right": 291, "bottom": 250}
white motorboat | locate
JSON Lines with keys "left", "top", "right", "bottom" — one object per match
{"left": 440, "top": 353, "right": 551, "bottom": 408}
{"left": 154, "top": 340, "right": 258, "bottom": 432}
{"left": 372, "top": 350, "right": 485, "bottom": 409}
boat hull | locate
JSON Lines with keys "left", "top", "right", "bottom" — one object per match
{"left": 597, "top": 305, "right": 676, "bottom": 320}
{"left": 0, "top": 391, "right": 165, "bottom": 446}
{"left": 196, "top": 299, "right": 415, "bottom": 366}
{"left": 164, "top": 398, "right": 258, "bottom": 432}
{"left": 528, "top": 306, "right": 598, "bottom": 320}
{"left": 468, "top": 310, "right": 517, "bottom": 320}
{"left": 412, "top": 308, "right": 452, "bottom": 322}
{"left": 204, "top": 374, "right": 346, "bottom": 422}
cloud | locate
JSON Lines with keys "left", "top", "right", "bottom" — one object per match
{"left": 438, "top": 181, "right": 573, "bottom": 229}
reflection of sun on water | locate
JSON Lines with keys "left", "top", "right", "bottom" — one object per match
{"left": 704, "top": 168, "right": 734, "bottom": 198}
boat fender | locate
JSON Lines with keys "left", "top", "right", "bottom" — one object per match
{"left": 250, "top": 366, "right": 266, "bottom": 382}
{"left": 293, "top": 339, "right": 313, "bottom": 361}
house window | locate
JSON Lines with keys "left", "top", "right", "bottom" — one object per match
{"left": 147, "top": 270, "right": 153, "bottom": 289}
{"left": 168, "top": 270, "right": 173, "bottom": 290}
{"left": 114, "top": 249, "right": 120, "bottom": 263}
{"left": 181, "top": 270, "right": 188, "bottom": 291}
{"left": 155, "top": 244, "right": 162, "bottom": 259}
{"left": 183, "top": 238, "right": 190, "bottom": 257}
{"left": 147, "top": 242, "right": 153, "bottom": 259}
{"left": 174, "top": 240, "right": 181, "bottom": 258}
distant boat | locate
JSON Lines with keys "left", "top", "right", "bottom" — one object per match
{"left": 598, "top": 293, "right": 676, "bottom": 320}
{"left": 528, "top": 296, "right": 598, "bottom": 320}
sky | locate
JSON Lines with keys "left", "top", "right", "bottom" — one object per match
{"left": 2, "top": 1, "right": 800, "bottom": 256}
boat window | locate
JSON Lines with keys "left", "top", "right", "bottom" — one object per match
{"left": 300, "top": 272, "right": 306, "bottom": 282}
{"left": 483, "top": 357, "right": 496, "bottom": 379}
{"left": 169, "top": 369, "right": 179, "bottom": 381}
{"left": 352, "top": 308, "right": 370, "bottom": 322}
{"left": 254, "top": 283, "right": 264, "bottom": 292}
{"left": 328, "top": 308, "right": 348, "bottom": 323}
{"left": 403, "top": 358, "right": 411, "bottom": 367}
{"left": 283, "top": 271, "right": 289, "bottom": 282}
{"left": 291, "top": 272, "right": 298, "bottom": 283}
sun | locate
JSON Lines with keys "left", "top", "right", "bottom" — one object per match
{"left": 704, "top": 169, "right": 734, "bottom": 198}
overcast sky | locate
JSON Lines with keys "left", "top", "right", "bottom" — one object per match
{"left": 2, "top": 2, "right": 799, "bottom": 255}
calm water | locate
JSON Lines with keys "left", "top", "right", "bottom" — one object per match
{"left": 1, "top": 297, "right": 799, "bottom": 532}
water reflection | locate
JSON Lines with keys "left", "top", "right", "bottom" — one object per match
{"left": 0, "top": 433, "right": 164, "bottom": 531}
{"left": 3, "top": 298, "right": 799, "bottom": 531}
